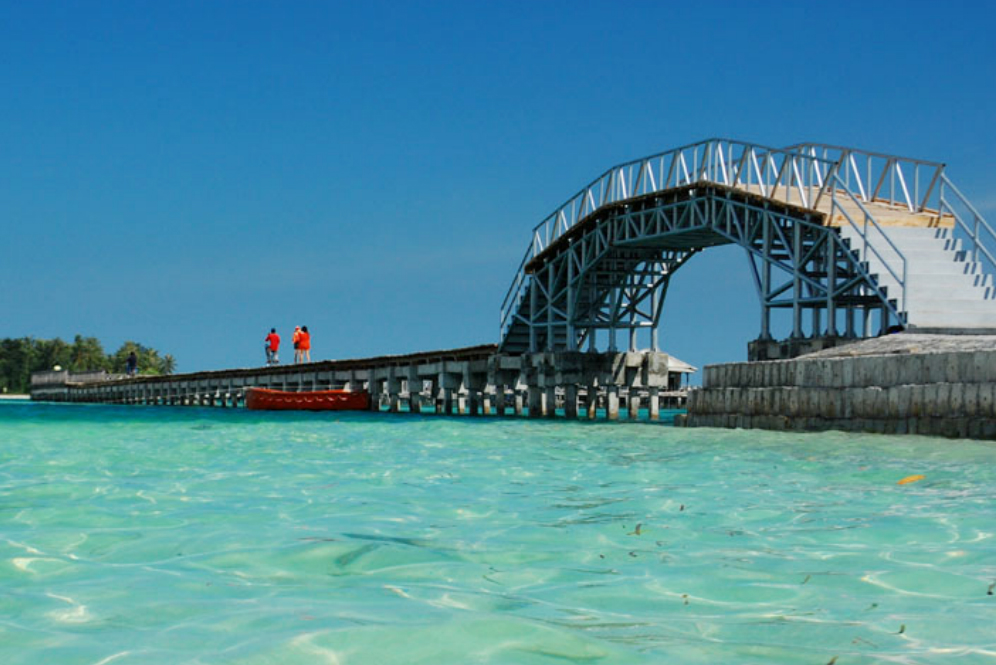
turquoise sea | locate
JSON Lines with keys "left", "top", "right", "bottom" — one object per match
{"left": 2, "top": 401, "right": 995, "bottom": 664}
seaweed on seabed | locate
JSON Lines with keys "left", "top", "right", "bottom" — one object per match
{"left": 332, "top": 543, "right": 380, "bottom": 570}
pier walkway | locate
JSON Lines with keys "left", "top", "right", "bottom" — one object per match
{"left": 30, "top": 346, "right": 695, "bottom": 421}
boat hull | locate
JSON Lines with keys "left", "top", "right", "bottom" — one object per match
{"left": 245, "top": 387, "right": 370, "bottom": 411}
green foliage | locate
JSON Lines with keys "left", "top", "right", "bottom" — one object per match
{"left": 70, "top": 335, "right": 109, "bottom": 373}
{"left": 0, "top": 336, "right": 175, "bottom": 394}
{"left": 109, "top": 342, "right": 176, "bottom": 376}
{"left": 0, "top": 338, "right": 36, "bottom": 394}
{"left": 161, "top": 354, "right": 176, "bottom": 375}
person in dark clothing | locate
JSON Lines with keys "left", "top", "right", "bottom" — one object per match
{"left": 126, "top": 351, "right": 138, "bottom": 377}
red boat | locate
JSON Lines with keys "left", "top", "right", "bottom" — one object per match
{"left": 245, "top": 387, "right": 370, "bottom": 411}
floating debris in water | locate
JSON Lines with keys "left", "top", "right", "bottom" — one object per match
{"left": 679, "top": 504, "right": 685, "bottom": 512}
{"left": 898, "top": 624, "right": 906, "bottom": 634}
{"left": 628, "top": 551, "right": 637, "bottom": 557}
{"left": 384, "top": 585, "right": 411, "bottom": 598}
{"left": 826, "top": 657, "right": 838, "bottom": 665}
{"left": 802, "top": 574, "right": 811, "bottom": 585}
{"left": 988, "top": 582, "right": 994, "bottom": 596}
{"left": 628, "top": 523, "right": 642, "bottom": 536}
{"left": 897, "top": 474, "right": 925, "bottom": 485}
{"left": 682, "top": 593, "right": 689, "bottom": 606}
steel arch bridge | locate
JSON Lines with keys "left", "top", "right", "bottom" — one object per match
{"left": 499, "top": 139, "right": 996, "bottom": 355}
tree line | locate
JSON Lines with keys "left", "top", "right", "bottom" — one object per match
{"left": 0, "top": 336, "right": 176, "bottom": 394}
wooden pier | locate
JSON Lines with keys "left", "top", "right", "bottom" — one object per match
{"left": 30, "top": 345, "right": 693, "bottom": 421}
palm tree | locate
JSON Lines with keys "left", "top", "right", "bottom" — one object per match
{"left": 161, "top": 354, "right": 176, "bottom": 375}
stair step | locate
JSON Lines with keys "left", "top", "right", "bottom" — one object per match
{"left": 874, "top": 285, "right": 994, "bottom": 303}
{"left": 907, "top": 298, "right": 996, "bottom": 312}
{"left": 906, "top": 310, "right": 996, "bottom": 327}
{"left": 871, "top": 270, "right": 993, "bottom": 291}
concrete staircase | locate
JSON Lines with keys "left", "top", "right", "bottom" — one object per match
{"left": 837, "top": 222, "right": 996, "bottom": 331}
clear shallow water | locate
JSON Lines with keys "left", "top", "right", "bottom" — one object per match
{"left": 2, "top": 402, "right": 995, "bottom": 665}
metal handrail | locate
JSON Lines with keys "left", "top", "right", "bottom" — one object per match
{"left": 499, "top": 248, "right": 532, "bottom": 340}
{"left": 829, "top": 176, "right": 908, "bottom": 317}
{"left": 787, "top": 143, "right": 946, "bottom": 214}
{"left": 939, "top": 174, "right": 996, "bottom": 274}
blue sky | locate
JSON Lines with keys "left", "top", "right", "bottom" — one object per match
{"left": 2, "top": 0, "right": 994, "bottom": 374}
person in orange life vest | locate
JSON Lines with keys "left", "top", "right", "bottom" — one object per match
{"left": 292, "top": 326, "right": 302, "bottom": 364}
{"left": 298, "top": 326, "right": 311, "bottom": 363}
{"left": 264, "top": 328, "right": 280, "bottom": 365}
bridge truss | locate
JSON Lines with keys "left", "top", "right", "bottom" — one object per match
{"left": 499, "top": 139, "right": 995, "bottom": 354}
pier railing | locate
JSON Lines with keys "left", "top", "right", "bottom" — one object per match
{"left": 787, "top": 143, "right": 946, "bottom": 213}
{"left": 31, "top": 370, "right": 127, "bottom": 386}
{"left": 31, "top": 370, "right": 69, "bottom": 387}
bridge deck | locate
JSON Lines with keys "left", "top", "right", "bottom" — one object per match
{"left": 738, "top": 183, "right": 955, "bottom": 229}
{"left": 524, "top": 181, "right": 955, "bottom": 275}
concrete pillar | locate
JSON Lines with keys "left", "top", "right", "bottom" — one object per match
{"left": 427, "top": 379, "right": 438, "bottom": 414}
{"left": 387, "top": 376, "right": 401, "bottom": 413}
{"left": 544, "top": 386, "right": 557, "bottom": 418}
{"left": 564, "top": 385, "right": 578, "bottom": 418}
{"left": 494, "top": 385, "right": 506, "bottom": 416}
{"left": 468, "top": 390, "right": 480, "bottom": 416}
{"left": 442, "top": 388, "right": 453, "bottom": 415}
{"left": 607, "top": 386, "right": 620, "bottom": 421}
{"left": 514, "top": 390, "right": 524, "bottom": 417}
{"left": 482, "top": 390, "right": 493, "bottom": 416}
{"left": 584, "top": 384, "right": 598, "bottom": 419}
{"left": 628, "top": 390, "right": 640, "bottom": 420}
{"left": 649, "top": 387, "right": 660, "bottom": 421}
{"left": 368, "top": 379, "right": 381, "bottom": 411}
{"left": 527, "top": 386, "right": 542, "bottom": 418}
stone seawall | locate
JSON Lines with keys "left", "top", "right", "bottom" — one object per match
{"left": 681, "top": 334, "right": 996, "bottom": 439}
